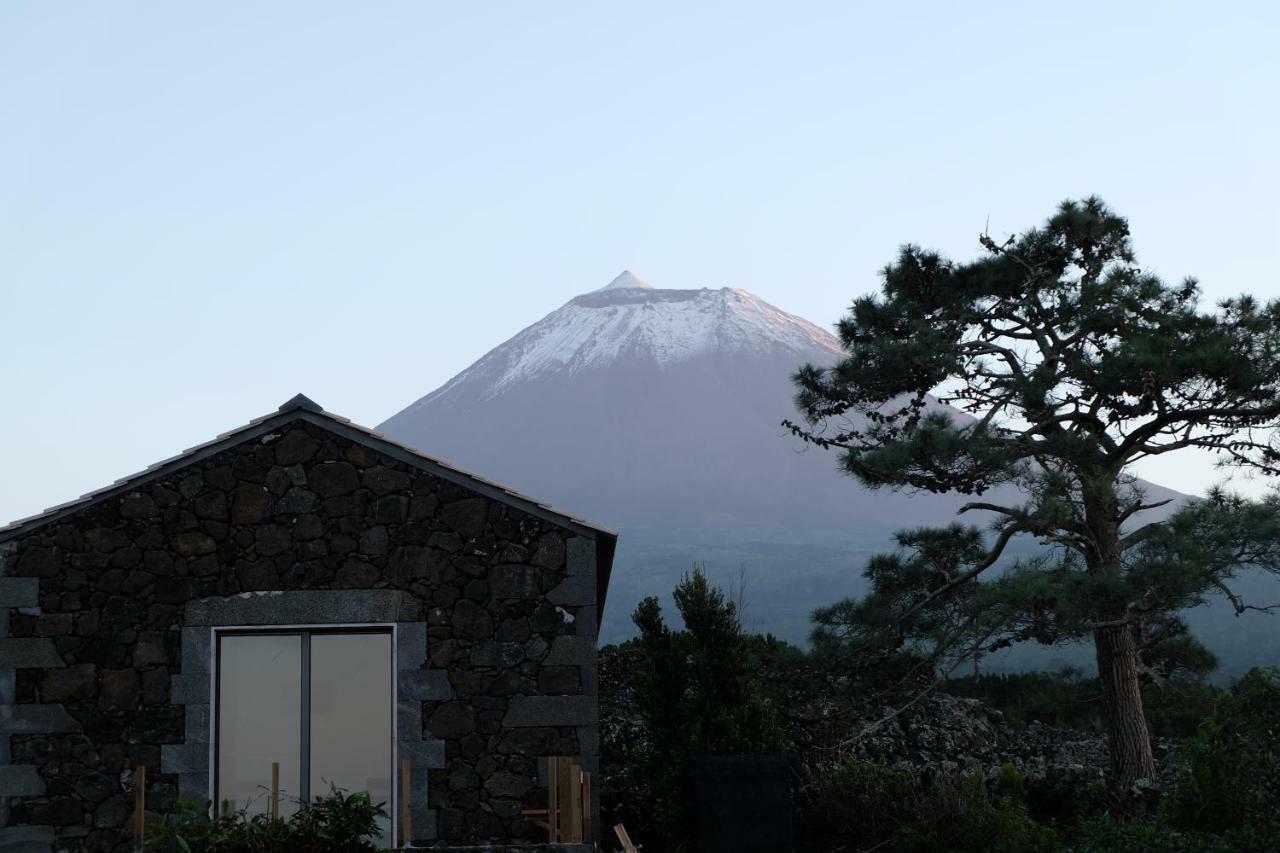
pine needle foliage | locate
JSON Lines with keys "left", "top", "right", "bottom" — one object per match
{"left": 789, "top": 198, "right": 1280, "bottom": 786}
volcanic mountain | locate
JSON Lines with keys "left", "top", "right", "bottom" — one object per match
{"left": 379, "top": 272, "right": 1275, "bottom": 674}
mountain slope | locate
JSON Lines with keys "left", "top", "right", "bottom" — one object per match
{"left": 379, "top": 272, "right": 1275, "bottom": 675}
{"left": 382, "top": 271, "right": 981, "bottom": 533}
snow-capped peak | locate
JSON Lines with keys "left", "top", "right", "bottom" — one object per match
{"left": 596, "top": 270, "right": 653, "bottom": 291}
{"left": 409, "top": 274, "right": 845, "bottom": 407}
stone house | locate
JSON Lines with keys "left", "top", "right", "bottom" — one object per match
{"left": 0, "top": 395, "right": 616, "bottom": 852}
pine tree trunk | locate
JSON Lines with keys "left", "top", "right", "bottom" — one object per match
{"left": 1093, "top": 622, "right": 1159, "bottom": 788}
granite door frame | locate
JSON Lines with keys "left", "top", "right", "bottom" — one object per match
{"left": 163, "top": 590, "right": 445, "bottom": 844}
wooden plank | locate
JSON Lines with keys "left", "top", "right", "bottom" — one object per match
{"left": 559, "top": 759, "right": 577, "bottom": 842}
{"left": 580, "top": 770, "right": 593, "bottom": 843}
{"left": 401, "top": 758, "right": 412, "bottom": 847}
{"left": 614, "top": 822, "right": 638, "bottom": 853}
{"left": 563, "top": 763, "right": 582, "bottom": 843}
{"left": 135, "top": 765, "right": 147, "bottom": 849}
{"left": 271, "top": 762, "right": 280, "bottom": 821}
{"left": 546, "top": 756, "right": 561, "bottom": 842}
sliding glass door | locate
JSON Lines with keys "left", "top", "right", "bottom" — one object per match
{"left": 216, "top": 630, "right": 393, "bottom": 843}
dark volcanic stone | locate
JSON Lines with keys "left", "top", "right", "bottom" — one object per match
{"left": 309, "top": 461, "right": 359, "bottom": 497}
{"left": 32, "top": 797, "right": 83, "bottom": 826}
{"left": 428, "top": 702, "right": 476, "bottom": 738}
{"left": 172, "top": 532, "right": 216, "bottom": 557}
{"left": 18, "top": 546, "right": 62, "bottom": 577}
{"left": 484, "top": 771, "right": 534, "bottom": 799}
{"left": 350, "top": 527, "right": 385, "bottom": 559}
{"left": 440, "top": 498, "right": 488, "bottom": 539}
{"left": 193, "top": 491, "right": 228, "bottom": 520}
{"left": 362, "top": 466, "right": 411, "bottom": 495}
{"left": 275, "top": 487, "right": 317, "bottom": 515}
{"left": 498, "top": 727, "right": 562, "bottom": 756}
{"left": 41, "top": 664, "right": 98, "bottom": 702}
{"left": 490, "top": 565, "right": 541, "bottom": 599}
{"left": 101, "top": 669, "right": 140, "bottom": 709}
{"left": 75, "top": 770, "right": 119, "bottom": 803}
{"left": 94, "top": 796, "right": 132, "bottom": 828}
{"left": 154, "top": 577, "right": 193, "bottom": 605}
{"left": 452, "top": 600, "right": 494, "bottom": 640}
{"left": 255, "top": 525, "right": 292, "bottom": 556}
{"left": 375, "top": 495, "right": 409, "bottom": 524}
{"left": 237, "top": 561, "right": 279, "bottom": 590}
{"left": 231, "top": 484, "right": 272, "bottom": 524}
{"left": 273, "top": 430, "right": 320, "bottom": 465}
{"left": 119, "top": 493, "right": 159, "bottom": 519}
{"left": 336, "top": 560, "right": 379, "bottom": 587}
{"left": 531, "top": 533, "right": 566, "bottom": 569}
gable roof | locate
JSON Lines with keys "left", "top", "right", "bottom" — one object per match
{"left": 0, "top": 394, "right": 617, "bottom": 612}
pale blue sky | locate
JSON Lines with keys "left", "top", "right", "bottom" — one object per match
{"left": 1, "top": 2, "right": 1277, "bottom": 524}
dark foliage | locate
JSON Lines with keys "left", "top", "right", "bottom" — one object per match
{"left": 943, "top": 669, "right": 1220, "bottom": 739}
{"left": 145, "top": 785, "right": 387, "bottom": 853}
{"left": 788, "top": 197, "right": 1280, "bottom": 785}
{"left": 619, "top": 568, "right": 789, "bottom": 852}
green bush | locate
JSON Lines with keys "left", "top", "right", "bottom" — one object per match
{"left": 795, "top": 760, "right": 1062, "bottom": 853}
{"left": 1071, "top": 817, "right": 1280, "bottom": 853}
{"left": 794, "top": 758, "right": 921, "bottom": 847}
{"left": 899, "top": 767, "right": 1062, "bottom": 853}
{"left": 145, "top": 785, "right": 388, "bottom": 853}
{"left": 1163, "top": 667, "right": 1280, "bottom": 835}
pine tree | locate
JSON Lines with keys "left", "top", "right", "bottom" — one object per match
{"left": 630, "top": 568, "right": 788, "bottom": 849}
{"left": 787, "top": 198, "right": 1280, "bottom": 787}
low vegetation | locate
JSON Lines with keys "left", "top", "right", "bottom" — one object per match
{"left": 145, "top": 786, "right": 387, "bottom": 853}
{"left": 601, "top": 572, "right": 1280, "bottom": 853}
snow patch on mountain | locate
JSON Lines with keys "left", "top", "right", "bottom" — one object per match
{"left": 417, "top": 274, "right": 845, "bottom": 406}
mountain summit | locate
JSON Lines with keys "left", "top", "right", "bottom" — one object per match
{"left": 408, "top": 273, "right": 843, "bottom": 405}
{"left": 595, "top": 269, "right": 653, "bottom": 291}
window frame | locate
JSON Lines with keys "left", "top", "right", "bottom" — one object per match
{"left": 209, "top": 623, "right": 398, "bottom": 840}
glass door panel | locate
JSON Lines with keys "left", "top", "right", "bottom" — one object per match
{"left": 310, "top": 632, "right": 393, "bottom": 844}
{"left": 217, "top": 633, "right": 303, "bottom": 817}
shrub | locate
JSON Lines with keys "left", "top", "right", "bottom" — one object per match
{"left": 899, "top": 767, "right": 1062, "bottom": 853}
{"left": 795, "top": 760, "right": 1062, "bottom": 853}
{"left": 1071, "top": 817, "right": 1280, "bottom": 853}
{"left": 1163, "top": 666, "right": 1280, "bottom": 835}
{"left": 794, "top": 758, "right": 921, "bottom": 848}
{"left": 145, "top": 785, "right": 388, "bottom": 853}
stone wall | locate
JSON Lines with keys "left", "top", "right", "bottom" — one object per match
{"left": 0, "top": 417, "right": 602, "bottom": 852}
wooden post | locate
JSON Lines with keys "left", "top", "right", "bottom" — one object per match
{"left": 614, "top": 823, "right": 638, "bottom": 853}
{"left": 546, "top": 757, "right": 560, "bottom": 842}
{"left": 401, "top": 758, "right": 412, "bottom": 847}
{"left": 271, "top": 762, "right": 280, "bottom": 821}
{"left": 134, "top": 765, "right": 147, "bottom": 850}
{"left": 580, "top": 770, "right": 592, "bottom": 843}
{"left": 563, "top": 762, "right": 581, "bottom": 843}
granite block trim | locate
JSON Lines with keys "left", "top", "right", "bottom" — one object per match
{"left": 0, "top": 579, "right": 38, "bottom": 610}
{"left": 185, "top": 589, "right": 408, "bottom": 627}
{"left": 1, "top": 573, "right": 69, "bottom": 838}
{"left": 167, "top": 591, "right": 440, "bottom": 843}
{"left": 542, "top": 637, "right": 595, "bottom": 667}
{"left": 0, "top": 765, "right": 44, "bottom": 797}
{"left": 0, "top": 704, "right": 80, "bottom": 736}
{"left": 0, "top": 825, "right": 55, "bottom": 850}
{"left": 0, "top": 639, "right": 63, "bottom": 670}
